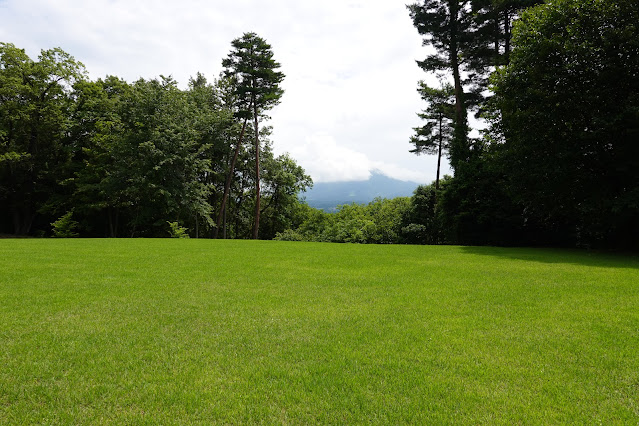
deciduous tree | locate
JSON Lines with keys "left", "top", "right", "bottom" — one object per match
{"left": 490, "top": 0, "right": 639, "bottom": 248}
{"left": 0, "top": 43, "right": 85, "bottom": 234}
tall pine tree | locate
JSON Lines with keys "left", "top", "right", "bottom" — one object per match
{"left": 410, "top": 82, "right": 455, "bottom": 190}
{"left": 408, "top": 0, "right": 474, "bottom": 171}
{"left": 217, "top": 32, "right": 284, "bottom": 239}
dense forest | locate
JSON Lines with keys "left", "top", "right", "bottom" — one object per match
{"left": 401, "top": 0, "right": 638, "bottom": 250}
{"left": 1, "top": 0, "right": 638, "bottom": 249}
{"left": 0, "top": 33, "right": 311, "bottom": 239}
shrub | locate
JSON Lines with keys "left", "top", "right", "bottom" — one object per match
{"left": 51, "top": 211, "right": 79, "bottom": 238}
{"left": 273, "top": 229, "right": 305, "bottom": 241}
{"left": 167, "top": 221, "right": 190, "bottom": 238}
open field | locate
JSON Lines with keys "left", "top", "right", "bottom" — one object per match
{"left": 1, "top": 239, "right": 638, "bottom": 424}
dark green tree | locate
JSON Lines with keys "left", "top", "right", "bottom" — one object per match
{"left": 410, "top": 82, "right": 455, "bottom": 190}
{"left": 121, "top": 77, "right": 214, "bottom": 236}
{"left": 407, "top": 0, "right": 474, "bottom": 170}
{"left": 468, "top": 0, "right": 544, "bottom": 75}
{"left": 401, "top": 183, "right": 442, "bottom": 244}
{"left": 0, "top": 43, "right": 86, "bottom": 234}
{"left": 490, "top": 0, "right": 639, "bottom": 248}
{"left": 259, "top": 153, "right": 312, "bottom": 239}
{"left": 186, "top": 73, "right": 232, "bottom": 238}
{"left": 220, "top": 32, "right": 284, "bottom": 239}
{"left": 213, "top": 73, "right": 251, "bottom": 238}
{"left": 408, "top": 0, "right": 543, "bottom": 170}
{"left": 69, "top": 76, "right": 131, "bottom": 236}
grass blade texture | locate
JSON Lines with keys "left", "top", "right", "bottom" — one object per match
{"left": 1, "top": 239, "right": 638, "bottom": 423}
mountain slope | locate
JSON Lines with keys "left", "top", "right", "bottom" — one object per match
{"left": 302, "top": 171, "right": 421, "bottom": 210}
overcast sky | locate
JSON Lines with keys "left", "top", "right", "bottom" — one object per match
{"left": 0, "top": 0, "right": 452, "bottom": 183}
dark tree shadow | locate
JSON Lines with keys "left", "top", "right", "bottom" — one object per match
{"left": 458, "top": 245, "right": 639, "bottom": 269}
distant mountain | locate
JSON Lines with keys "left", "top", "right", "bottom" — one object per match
{"left": 302, "top": 171, "right": 421, "bottom": 211}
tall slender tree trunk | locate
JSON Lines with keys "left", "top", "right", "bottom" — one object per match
{"left": 451, "top": 61, "right": 467, "bottom": 169}
{"left": 494, "top": 8, "right": 501, "bottom": 62}
{"left": 114, "top": 208, "right": 119, "bottom": 238}
{"left": 108, "top": 207, "right": 115, "bottom": 237}
{"left": 222, "top": 204, "right": 227, "bottom": 239}
{"left": 503, "top": 10, "right": 512, "bottom": 64}
{"left": 449, "top": 1, "right": 468, "bottom": 171}
{"left": 107, "top": 207, "right": 120, "bottom": 238}
{"left": 214, "top": 118, "right": 248, "bottom": 238}
{"left": 252, "top": 98, "right": 261, "bottom": 240}
{"left": 436, "top": 114, "right": 443, "bottom": 191}
{"left": 11, "top": 203, "right": 34, "bottom": 235}
{"left": 451, "top": 54, "right": 464, "bottom": 126}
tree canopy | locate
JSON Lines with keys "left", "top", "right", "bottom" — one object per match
{"left": 0, "top": 41, "right": 307, "bottom": 239}
{"left": 218, "top": 32, "right": 285, "bottom": 239}
{"left": 408, "top": 0, "right": 639, "bottom": 249}
{"left": 2, "top": 2, "right": 638, "bottom": 250}
{"left": 489, "top": 0, "right": 639, "bottom": 247}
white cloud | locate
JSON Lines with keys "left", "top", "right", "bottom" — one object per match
{"left": 0, "top": 0, "right": 453, "bottom": 183}
{"left": 283, "top": 133, "right": 444, "bottom": 185}
{"left": 287, "top": 134, "right": 372, "bottom": 183}
{"left": 369, "top": 162, "right": 429, "bottom": 183}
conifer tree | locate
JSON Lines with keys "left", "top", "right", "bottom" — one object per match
{"left": 407, "top": 0, "right": 474, "bottom": 171}
{"left": 408, "top": 0, "right": 542, "bottom": 172}
{"left": 410, "top": 82, "right": 455, "bottom": 190}
{"left": 216, "top": 32, "right": 284, "bottom": 239}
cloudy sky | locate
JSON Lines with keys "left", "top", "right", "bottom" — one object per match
{"left": 0, "top": 0, "right": 452, "bottom": 183}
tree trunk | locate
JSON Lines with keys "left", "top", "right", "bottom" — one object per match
{"left": 451, "top": 55, "right": 465, "bottom": 127}
{"left": 504, "top": 10, "right": 512, "bottom": 64}
{"left": 494, "top": 7, "right": 501, "bottom": 63}
{"left": 11, "top": 203, "right": 34, "bottom": 235}
{"left": 235, "top": 184, "right": 244, "bottom": 238}
{"left": 108, "top": 207, "right": 119, "bottom": 237}
{"left": 436, "top": 114, "right": 443, "bottom": 191}
{"left": 108, "top": 208, "right": 115, "bottom": 237}
{"left": 214, "top": 118, "right": 248, "bottom": 238}
{"left": 114, "top": 208, "right": 119, "bottom": 238}
{"left": 252, "top": 99, "right": 261, "bottom": 240}
{"left": 449, "top": 1, "right": 468, "bottom": 171}
{"left": 222, "top": 203, "right": 227, "bottom": 239}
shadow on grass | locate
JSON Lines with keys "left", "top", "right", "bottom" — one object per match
{"left": 459, "top": 245, "right": 639, "bottom": 269}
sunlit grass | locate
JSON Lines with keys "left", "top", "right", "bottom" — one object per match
{"left": 1, "top": 239, "right": 638, "bottom": 423}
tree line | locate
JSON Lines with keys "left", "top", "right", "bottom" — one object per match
{"left": 0, "top": 33, "right": 311, "bottom": 239}
{"left": 272, "top": 185, "right": 450, "bottom": 245}
{"left": 406, "top": 0, "right": 639, "bottom": 249}
{"left": 2, "top": 0, "right": 638, "bottom": 249}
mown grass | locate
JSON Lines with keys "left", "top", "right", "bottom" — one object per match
{"left": 0, "top": 239, "right": 638, "bottom": 424}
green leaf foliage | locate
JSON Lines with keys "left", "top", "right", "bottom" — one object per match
{"left": 222, "top": 32, "right": 284, "bottom": 117}
{"left": 490, "top": 0, "right": 639, "bottom": 248}
{"left": 281, "top": 197, "right": 412, "bottom": 244}
{"left": 51, "top": 211, "right": 79, "bottom": 238}
{"left": 0, "top": 43, "right": 86, "bottom": 234}
{"left": 167, "top": 221, "right": 190, "bottom": 239}
{"left": 0, "top": 43, "right": 307, "bottom": 239}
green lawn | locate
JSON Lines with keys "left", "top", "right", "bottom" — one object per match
{"left": 1, "top": 239, "right": 638, "bottom": 424}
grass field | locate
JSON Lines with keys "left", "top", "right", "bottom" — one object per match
{"left": 1, "top": 239, "right": 638, "bottom": 424}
